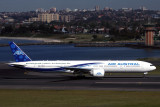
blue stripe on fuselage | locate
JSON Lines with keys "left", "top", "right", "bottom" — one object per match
{"left": 71, "top": 63, "right": 102, "bottom": 68}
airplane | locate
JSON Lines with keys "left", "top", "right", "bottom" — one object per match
{"left": 8, "top": 42, "right": 156, "bottom": 77}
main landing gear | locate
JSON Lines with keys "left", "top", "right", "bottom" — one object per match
{"left": 73, "top": 72, "right": 86, "bottom": 78}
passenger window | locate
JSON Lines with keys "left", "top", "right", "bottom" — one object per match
{"left": 99, "top": 65, "right": 103, "bottom": 67}
{"left": 93, "top": 65, "right": 98, "bottom": 67}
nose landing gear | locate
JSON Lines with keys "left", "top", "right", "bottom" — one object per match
{"left": 143, "top": 72, "right": 148, "bottom": 78}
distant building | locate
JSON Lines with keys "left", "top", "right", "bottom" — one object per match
{"left": 36, "top": 8, "right": 45, "bottom": 13}
{"left": 95, "top": 5, "right": 100, "bottom": 11}
{"left": 82, "top": 9, "right": 87, "bottom": 12}
{"left": 38, "top": 13, "right": 59, "bottom": 23}
{"left": 152, "top": 14, "right": 160, "bottom": 19}
{"left": 29, "top": 13, "right": 59, "bottom": 23}
{"left": 140, "top": 6, "right": 148, "bottom": 11}
{"left": 73, "top": 9, "right": 79, "bottom": 12}
{"left": 104, "top": 7, "right": 110, "bottom": 11}
{"left": 50, "top": 7, "right": 56, "bottom": 13}
{"left": 29, "top": 17, "right": 39, "bottom": 22}
{"left": 65, "top": 8, "right": 72, "bottom": 12}
{"left": 60, "top": 15, "right": 75, "bottom": 22}
{"left": 5, "top": 17, "right": 14, "bottom": 23}
{"left": 121, "top": 8, "right": 133, "bottom": 12}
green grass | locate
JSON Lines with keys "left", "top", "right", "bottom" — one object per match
{"left": 0, "top": 90, "right": 160, "bottom": 107}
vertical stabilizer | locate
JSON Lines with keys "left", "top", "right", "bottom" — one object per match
{"left": 9, "top": 42, "right": 32, "bottom": 62}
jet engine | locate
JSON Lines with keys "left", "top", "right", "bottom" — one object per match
{"left": 90, "top": 68, "right": 105, "bottom": 77}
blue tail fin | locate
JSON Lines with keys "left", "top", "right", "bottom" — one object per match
{"left": 9, "top": 42, "right": 32, "bottom": 62}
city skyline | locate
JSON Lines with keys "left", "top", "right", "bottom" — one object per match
{"left": 0, "top": 0, "right": 160, "bottom": 12}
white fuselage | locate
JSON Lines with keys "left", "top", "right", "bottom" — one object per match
{"left": 9, "top": 60, "right": 156, "bottom": 73}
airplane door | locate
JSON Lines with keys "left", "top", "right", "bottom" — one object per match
{"left": 120, "top": 65, "right": 127, "bottom": 72}
{"left": 34, "top": 64, "right": 37, "bottom": 68}
{"left": 34, "top": 64, "right": 45, "bottom": 68}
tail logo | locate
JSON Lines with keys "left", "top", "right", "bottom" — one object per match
{"left": 14, "top": 50, "right": 24, "bottom": 56}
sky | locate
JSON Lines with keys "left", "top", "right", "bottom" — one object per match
{"left": 0, "top": 0, "right": 160, "bottom": 12}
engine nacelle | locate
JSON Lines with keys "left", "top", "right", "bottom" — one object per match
{"left": 65, "top": 70, "right": 74, "bottom": 73}
{"left": 90, "top": 68, "right": 105, "bottom": 77}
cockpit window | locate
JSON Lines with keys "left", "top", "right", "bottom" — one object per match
{"left": 150, "top": 64, "right": 154, "bottom": 66}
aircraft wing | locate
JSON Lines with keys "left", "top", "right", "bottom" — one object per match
{"left": 62, "top": 62, "right": 102, "bottom": 74}
{"left": 62, "top": 67, "right": 91, "bottom": 74}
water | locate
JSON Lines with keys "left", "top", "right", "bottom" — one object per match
{"left": 0, "top": 39, "right": 160, "bottom": 62}
{"left": 0, "top": 38, "right": 41, "bottom": 44}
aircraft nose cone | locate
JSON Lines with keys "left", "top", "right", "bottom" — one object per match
{"left": 152, "top": 66, "right": 156, "bottom": 71}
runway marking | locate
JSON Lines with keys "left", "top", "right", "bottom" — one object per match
{"left": 95, "top": 82, "right": 160, "bottom": 85}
